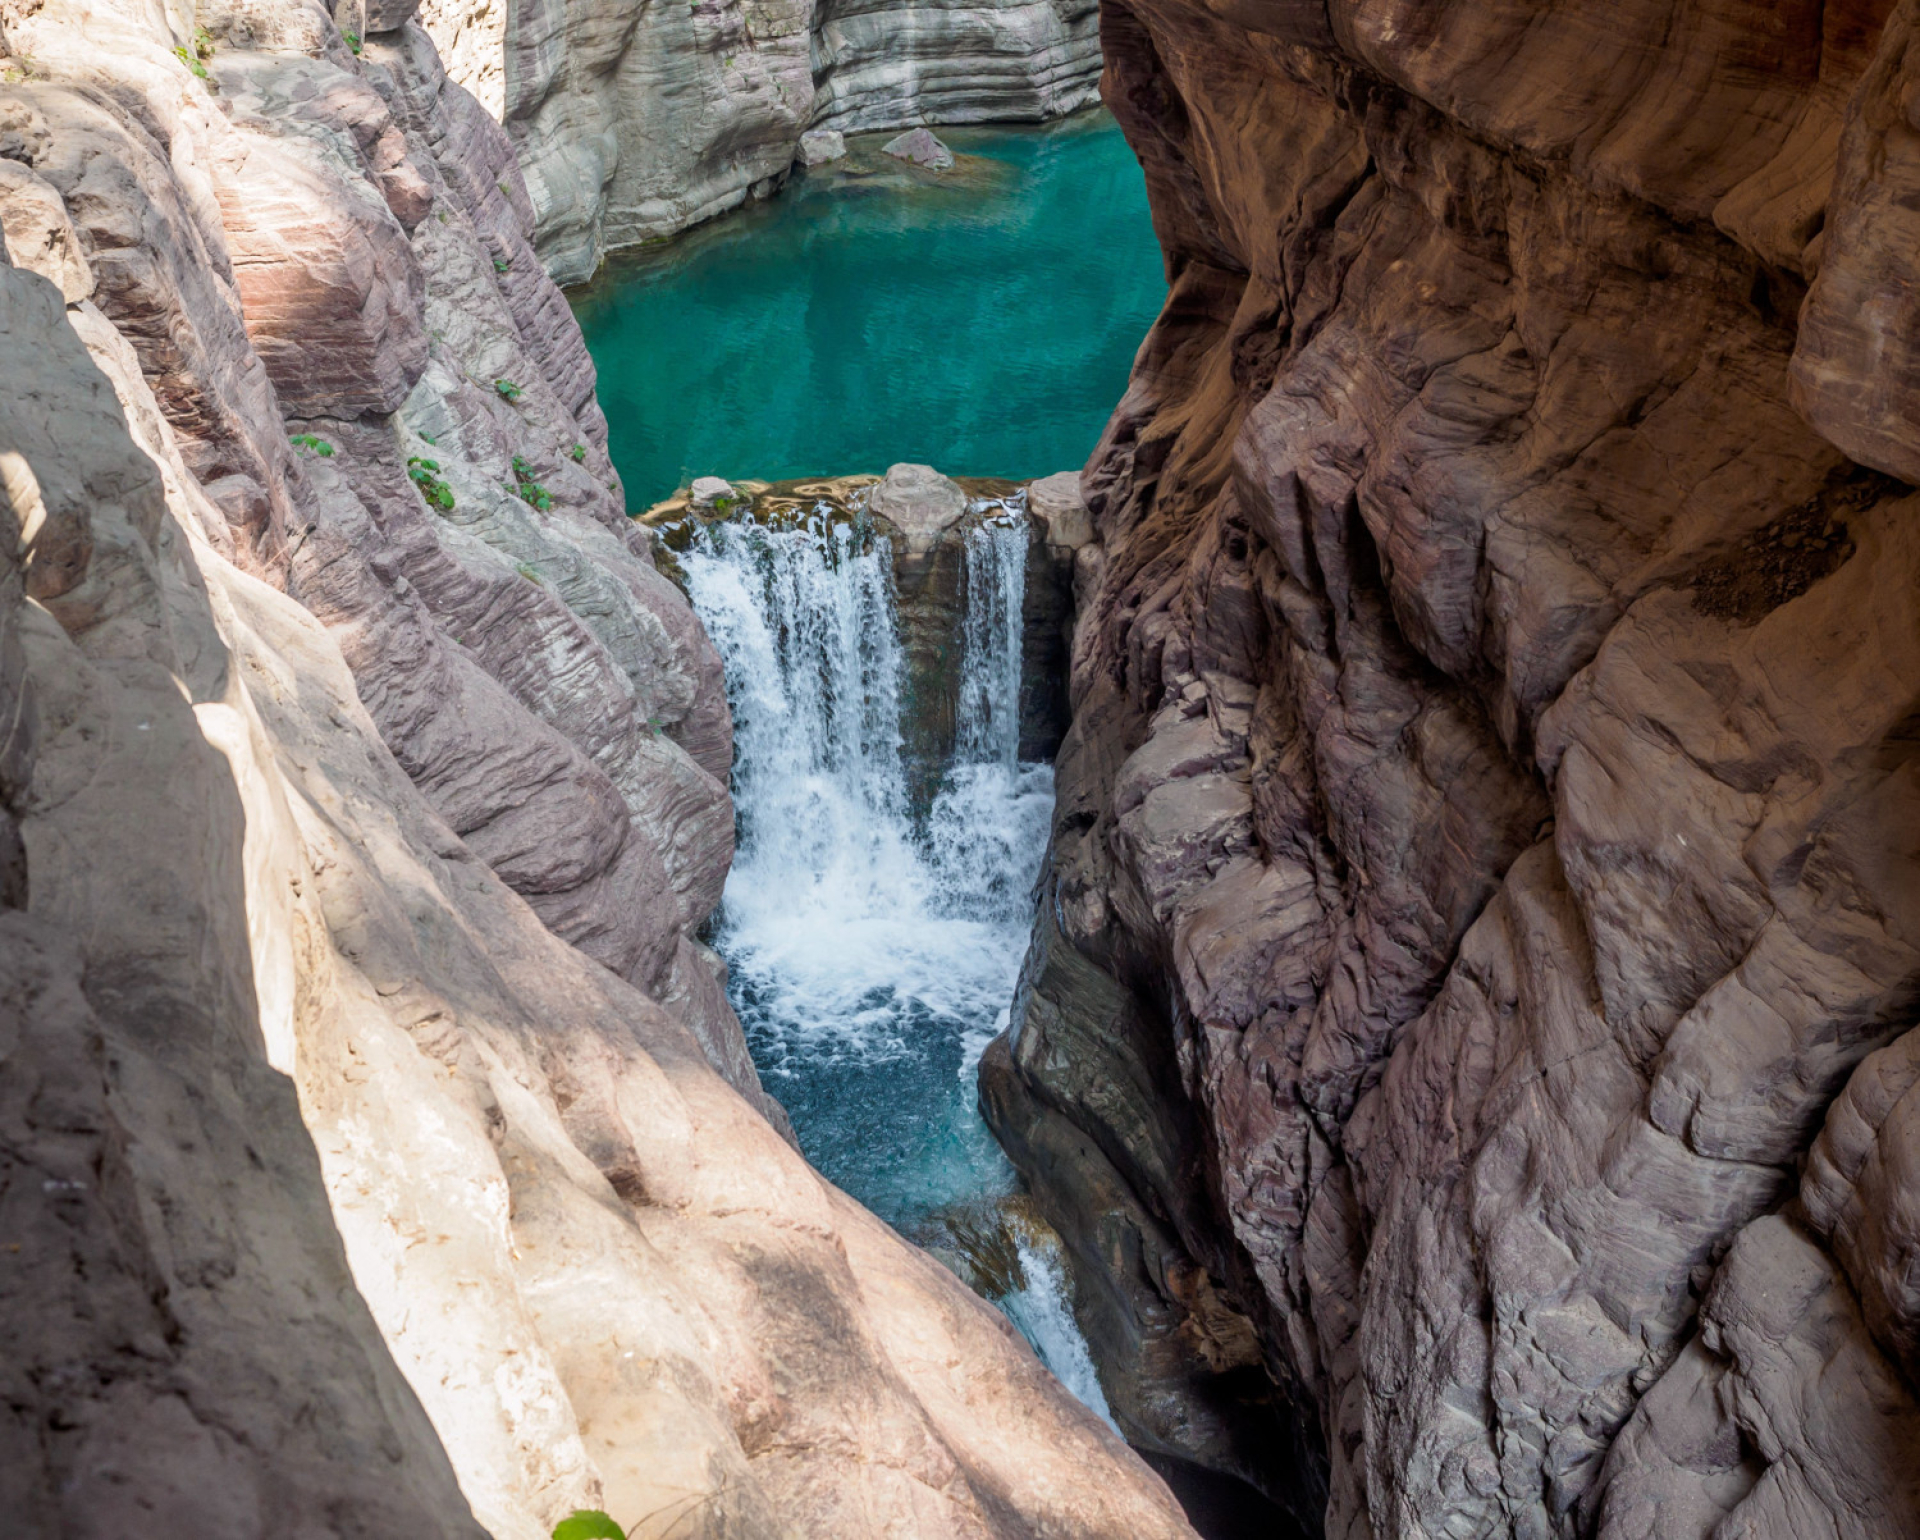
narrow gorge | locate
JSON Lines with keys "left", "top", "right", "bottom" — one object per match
{"left": 4, "top": 2, "right": 1920, "bottom": 1540}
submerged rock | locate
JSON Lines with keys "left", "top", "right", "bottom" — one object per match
{"left": 798, "top": 127, "right": 848, "bottom": 166}
{"left": 882, "top": 127, "right": 957, "bottom": 171}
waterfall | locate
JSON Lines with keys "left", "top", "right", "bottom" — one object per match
{"left": 929, "top": 512, "right": 1054, "bottom": 920}
{"left": 954, "top": 512, "right": 1028, "bottom": 769}
{"left": 679, "top": 503, "right": 1109, "bottom": 1427}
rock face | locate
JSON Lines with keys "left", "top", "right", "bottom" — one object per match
{"left": 983, "top": 2, "right": 1920, "bottom": 1536}
{"left": 416, "top": 0, "right": 1098, "bottom": 282}
{"left": 0, "top": 3, "right": 1200, "bottom": 1536}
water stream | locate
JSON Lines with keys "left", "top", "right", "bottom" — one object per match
{"left": 679, "top": 504, "right": 1112, "bottom": 1420}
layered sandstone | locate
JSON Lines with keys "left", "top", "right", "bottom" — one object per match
{"left": 0, "top": 0, "right": 1197, "bottom": 1534}
{"left": 416, "top": 0, "right": 1098, "bottom": 282}
{"left": 983, "top": 3, "right": 1920, "bottom": 1537}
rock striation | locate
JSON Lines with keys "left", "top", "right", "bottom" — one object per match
{"left": 416, "top": 0, "right": 1099, "bottom": 282}
{"left": 0, "top": 1, "right": 1199, "bottom": 1535}
{"left": 983, "top": 2, "right": 1920, "bottom": 1536}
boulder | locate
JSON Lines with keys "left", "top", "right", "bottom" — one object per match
{"left": 881, "top": 127, "right": 956, "bottom": 170}
{"left": 1027, "top": 470, "right": 1095, "bottom": 550}
{"left": 689, "top": 474, "right": 738, "bottom": 509}
{"left": 869, "top": 461, "right": 969, "bottom": 550}
{"left": 798, "top": 128, "right": 847, "bottom": 166}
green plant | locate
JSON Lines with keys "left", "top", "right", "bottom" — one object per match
{"left": 173, "top": 44, "right": 208, "bottom": 79}
{"left": 569, "top": 443, "right": 587, "bottom": 463}
{"left": 493, "top": 256, "right": 510, "bottom": 273}
{"left": 192, "top": 25, "right": 215, "bottom": 59}
{"left": 494, "top": 378, "right": 523, "bottom": 402}
{"left": 515, "top": 561, "right": 544, "bottom": 584}
{"left": 511, "top": 456, "right": 553, "bottom": 510}
{"left": 418, "top": 431, "right": 437, "bottom": 445}
{"left": 290, "top": 433, "right": 334, "bottom": 458}
{"left": 709, "top": 492, "right": 740, "bottom": 517}
{"left": 407, "top": 456, "right": 456, "bottom": 511}
{"left": 551, "top": 1513, "right": 624, "bottom": 1540}
{"left": 343, "top": 29, "right": 362, "bottom": 53}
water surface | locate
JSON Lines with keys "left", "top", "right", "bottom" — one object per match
{"left": 571, "top": 112, "right": 1165, "bottom": 506}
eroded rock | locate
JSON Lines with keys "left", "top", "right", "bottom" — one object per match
{"left": 985, "top": 2, "right": 1920, "bottom": 1535}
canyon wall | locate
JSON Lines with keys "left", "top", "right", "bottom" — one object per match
{"left": 0, "top": 1, "right": 1198, "bottom": 1535}
{"left": 983, "top": 2, "right": 1920, "bottom": 1536}
{"left": 415, "top": 0, "right": 1098, "bottom": 282}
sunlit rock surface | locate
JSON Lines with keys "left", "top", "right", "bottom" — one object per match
{"left": 416, "top": 0, "right": 1099, "bottom": 281}
{"left": 0, "top": 2, "right": 1199, "bottom": 1534}
{"left": 982, "top": 1, "right": 1920, "bottom": 1535}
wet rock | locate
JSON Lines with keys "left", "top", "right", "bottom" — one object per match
{"left": 798, "top": 127, "right": 847, "bottom": 166}
{"left": 689, "top": 474, "right": 737, "bottom": 508}
{"left": 882, "top": 126, "right": 956, "bottom": 170}
{"left": 871, "top": 460, "right": 970, "bottom": 548}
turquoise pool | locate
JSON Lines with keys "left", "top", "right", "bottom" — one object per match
{"left": 570, "top": 111, "right": 1166, "bottom": 506}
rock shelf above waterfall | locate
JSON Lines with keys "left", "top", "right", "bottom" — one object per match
{"left": 645, "top": 464, "right": 1086, "bottom": 800}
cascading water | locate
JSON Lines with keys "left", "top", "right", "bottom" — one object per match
{"left": 680, "top": 504, "right": 1111, "bottom": 1423}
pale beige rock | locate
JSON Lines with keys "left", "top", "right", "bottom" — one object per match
{"left": 0, "top": 157, "right": 89, "bottom": 301}
{"left": 1026, "top": 469, "right": 1094, "bottom": 550}
{"left": 0, "top": 2, "right": 1206, "bottom": 1535}
{"left": 870, "top": 461, "right": 971, "bottom": 551}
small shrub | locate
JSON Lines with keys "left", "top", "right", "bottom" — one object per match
{"left": 418, "top": 431, "right": 438, "bottom": 445}
{"left": 569, "top": 443, "right": 587, "bottom": 463}
{"left": 552, "top": 1513, "right": 624, "bottom": 1540}
{"left": 343, "top": 29, "right": 362, "bottom": 53}
{"left": 173, "top": 44, "right": 208, "bottom": 79}
{"left": 710, "top": 492, "right": 739, "bottom": 517}
{"left": 407, "top": 456, "right": 456, "bottom": 511}
{"left": 290, "top": 433, "right": 334, "bottom": 458}
{"left": 515, "top": 478, "right": 553, "bottom": 512}
{"left": 494, "top": 379, "right": 523, "bottom": 402}
{"left": 493, "top": 256, "right": 510, "bottom": 273}
{"left": 192, "top": 26, "right": 215, "bottom": 59}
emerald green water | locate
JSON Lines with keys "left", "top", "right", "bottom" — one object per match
{"left": 569, "top": 111, "right": 1165, "bottom": 506}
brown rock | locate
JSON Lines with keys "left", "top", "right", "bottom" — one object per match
{"left": 991, "top": 1, "right": 1920, "bottom": 1535}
